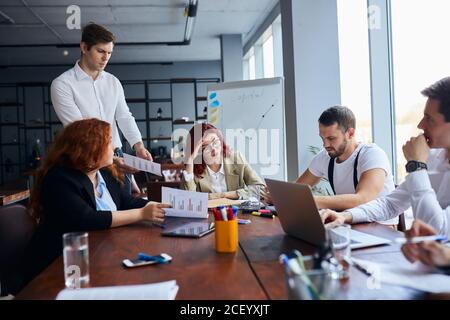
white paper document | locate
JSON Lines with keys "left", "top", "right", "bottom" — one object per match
{"left": 352, "top": 258, "right": 450, "bottom": 294}
{"left": 162, "top": 187, "right": 208, "bottom": 218}
{"left": 56, "top": 280, "right": 178, "bottom": 300}
{"left": 123, "top": 153, "right": 161, "bottom": 176}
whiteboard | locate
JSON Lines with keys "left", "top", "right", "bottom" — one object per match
{"left": 207, "top": 77, "right": 286, "bottom": 180}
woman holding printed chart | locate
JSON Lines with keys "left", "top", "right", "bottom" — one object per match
{"left": 181, "top": 123, "right": 265, "bottom": 200}
{"left": 20, "top": 119, "right": 170, "bottom": 289}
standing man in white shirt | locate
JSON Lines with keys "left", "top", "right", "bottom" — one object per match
{"left": 295, "top": 106, "right": 398, "bottom": 226}
{"left": 321, "top": 77, "right": 450, "bottom": 238}
{"left": 51, "top": 23, "right": 152, "bottom": 194}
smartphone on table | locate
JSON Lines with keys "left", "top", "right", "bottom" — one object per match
{"left": 122, "top": 253, "right": 172, "bottom": 268}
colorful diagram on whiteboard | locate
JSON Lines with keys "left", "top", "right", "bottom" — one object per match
{"left": 208, "top": 91, "right": 221, "bottom": 126}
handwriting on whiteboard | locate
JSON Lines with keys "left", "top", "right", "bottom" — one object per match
{"left": 236, "top": 88, "right": 264, "bottom": 104}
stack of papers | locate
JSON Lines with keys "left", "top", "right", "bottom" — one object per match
{"left": 123, "top": 153, "right": 161, "bottom": 176}
{"left": 56, "top": 280, "right": 178, "bottom": 300}
{"left": 352, "top": 258, "right": 450, "bottom": 293}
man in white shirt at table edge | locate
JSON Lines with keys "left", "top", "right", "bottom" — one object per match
{"left": 294, "top": 105, "right": 398, "bottom": 227}
{"left": 50, "top": 23, "right": 152, "bottom": 194}
{"left": 321, "top": 77, "right": 450, "bottom": 238}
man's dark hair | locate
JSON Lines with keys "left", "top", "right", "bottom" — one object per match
{"left": 421, "top": 77, "right": 450, "bottom": 122}
{"left": 81, "top": 23, "right": 115, "bottom": 49}
{"left": 318, "top": 106, "right": 356, "bottom": 132}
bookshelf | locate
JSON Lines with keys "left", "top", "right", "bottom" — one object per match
{"left": 0, "top": 77, "right": 220, "bottom": 184}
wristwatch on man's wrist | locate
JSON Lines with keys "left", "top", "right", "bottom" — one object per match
{"left": 405, "top": 160, "right": 428, "bottom": 173}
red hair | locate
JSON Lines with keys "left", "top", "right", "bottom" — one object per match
{"left": 186, "top": 123, "right": 230, "bottom": 176}
{"left": 30, "top": 118, "right": 121, "bottom": 222}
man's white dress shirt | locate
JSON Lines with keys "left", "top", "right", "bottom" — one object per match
{"left": 51, "top": 60, "right": 142, "bottom": 149}
{"left": 349, "top": 149, "right": 450, "bottom": 237}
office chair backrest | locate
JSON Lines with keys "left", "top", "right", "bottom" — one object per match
{"left": 393, "top": 184, "right": 407, "bottom": 232}
{"left": 147, "top": 181, "right": 181, "bottom": 202}
{"left": 0, "top": 205, "right": 36, "bottom": 296}
{"left": 397, "top": 212, "right": 406, "bottom": 232}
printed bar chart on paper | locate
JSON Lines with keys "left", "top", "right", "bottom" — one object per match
{"left": 162, "top": 187, "right": 208, "bottom": 218}
{"left": 123, "top": 153, "right": 161, "bottom": 176}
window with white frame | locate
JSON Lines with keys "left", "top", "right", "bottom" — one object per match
{"left": 337, "top": 0, "right": 373, "bottom": 144}
{"left": 391, "top": 0, "right": 450, "bottom": 182}
{"left": 262, "top": 28, "right": 274, "bottom": 78}
{"left": 248, "top": 50, "right": 256, "bottom": 80}
{"left": 243, "top": 15, "right": 282, "bottom": 80}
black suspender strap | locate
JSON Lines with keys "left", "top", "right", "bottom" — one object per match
{"left": 353, "top": 148, "right": 361, "bottom": 190}
{"left": 328, "top": 156, "right": 336, "bottom": 195}
{"left": 328, "top": 147, "right": 363, "bottom": 195}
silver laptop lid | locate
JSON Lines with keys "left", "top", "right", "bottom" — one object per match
{"left": 265, "top": 179, "right": 326, "bottom": 246}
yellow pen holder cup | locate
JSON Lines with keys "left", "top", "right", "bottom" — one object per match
{"left": 215, "top": 220, "right": 238, "bottom": 253}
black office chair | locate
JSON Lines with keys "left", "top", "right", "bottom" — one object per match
{"left": 147, "top": 181, "right": 181, "bottom": 202}
{"left": 397, "top": 212, "right": 407, "bottom": 232}
{"left": 394, "top": 184, "right": 407, "bottom": 232}
{"left": 0, "top": 205, "right": 36, "bottom": 296}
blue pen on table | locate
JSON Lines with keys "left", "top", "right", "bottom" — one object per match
{"left": 349, "top": 258, "right": 374, "bottom": 277}
{"left": 394, "top": 235, "right": 448, "bottom": 244}
{"left": 137, "top": 253, "right": 169, "bottom": 263}
{"left": 238, "top": 219, "right": 251, "bottom": 225}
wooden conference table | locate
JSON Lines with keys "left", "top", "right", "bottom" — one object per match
{"left": 16, "top": 210, "right": 426, "bottom": 300}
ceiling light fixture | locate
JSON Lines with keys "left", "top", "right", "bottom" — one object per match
{"left": 0, "top": 2, "right": 199, "bottom": 48}
{"left": 0, "top": 10, "right": 15, "bottom": 25}
{"left": 183, "top": 0, "right": 198, "bottom": 44}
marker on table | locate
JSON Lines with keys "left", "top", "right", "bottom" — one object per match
{"left": 251, "top": 211, "right": 274, "bottom": 219}
{"left": 238, "top": 219, "right": 251, "bottom": 225}
{"left": 394, "top": 235, "right": 448, "bottom": 244}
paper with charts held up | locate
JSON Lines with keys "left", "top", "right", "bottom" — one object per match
{"left": 123, "top": 153, "right": 161, "bottom": 176}
{"left": 162, "top": 187, "right": 208, "bottom": 218}
{"left": 56, "top": 280, "right": 178, "bottom": 300}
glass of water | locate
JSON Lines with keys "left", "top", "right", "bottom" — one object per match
{"left": 247, "top": 185, "right": 261, "bottom": 210}
{"left": 63, "top": 232, "right": 89, "bottom": 289}
{"left": 327, "top": 224, "right": 351, "bottom": 280}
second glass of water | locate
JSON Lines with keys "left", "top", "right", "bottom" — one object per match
{"left": 63, "top": 232, "right": 89, "bottom": 289}
{"left": 327, "top": 224, "right": 351, "bottom": 279}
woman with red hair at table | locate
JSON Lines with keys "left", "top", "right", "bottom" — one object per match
{"left": 17, "top": 118, "right": 170, "bottom": 292}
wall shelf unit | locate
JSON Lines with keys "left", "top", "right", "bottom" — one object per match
{"left": 0, "top": 77, "right": 219, "bottom": 185}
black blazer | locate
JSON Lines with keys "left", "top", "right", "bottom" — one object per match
{"left": 19, "top": 166, "right": 148, "bottom": 290}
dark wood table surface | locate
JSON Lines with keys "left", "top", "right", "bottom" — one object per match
{"left": 16, "top": 212, "right": 427, "bottom": 300}
{"left": 238, "top": 213, "right": 425, "bottom": 300}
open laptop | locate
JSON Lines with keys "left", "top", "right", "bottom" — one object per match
{"left": 265, "top": 179, "right": 391, "bottom": 249}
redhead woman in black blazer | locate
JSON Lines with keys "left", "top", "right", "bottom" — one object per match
{"left": 18, "top": 119, "right": 170, "bottom": 289}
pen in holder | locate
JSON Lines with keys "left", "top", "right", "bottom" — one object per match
{"left": 280, "top": 250, "right": 338, "bottom": 300}
{"left": 213, "top": 206, "right": 238, "bottom": 253}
